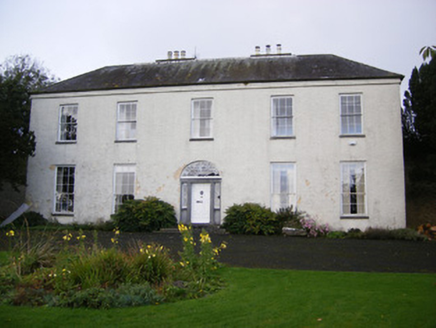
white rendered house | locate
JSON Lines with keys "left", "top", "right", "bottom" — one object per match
{"left": 27, "top": 48, "right": 405, "bottom": 230}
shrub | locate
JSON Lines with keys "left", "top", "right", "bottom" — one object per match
{"left": 111, "top": 196, "right": 177, "bottom": 232}
{"left": 130, "top": 243, "right": 174, "bottom": 284}
{"left": 51, "top": 284, "right": 163, "bottom": 309}
{"left": 7, "top": 211, "right": 48, "bottom": 228}
{"left": 326, "top": 231, "right": 347, "bottom": 239}
{"left": 276, "top": 206, "right": 304, "bottom": 229}
{"left": 300, "top": 215, "right": 330, "bottom": 238}
{"left": 222, "top": 203, "right": 279, "bottom": 235}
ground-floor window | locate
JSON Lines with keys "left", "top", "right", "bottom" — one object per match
{"left": 113, "top": 164, "right": 136, "bottom": 213}
{"left": 54, "top": 166, "right": 75, "bottom": 214}
{"left": 271, "top": 162, "right": 296, "bottom": 211}
{"left": 341, "top": 162, "right": 366, "bottom": 215}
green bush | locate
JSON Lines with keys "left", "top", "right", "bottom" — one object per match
{"left": 50, "top": 284, "right": 163, "bottom": 309}
{"left": 276, "top": 206, "right": 304, "bottom": 229}
{"left": 7, "top": 211, "right": 48, "bottom": 228}
{"left": 111, "top": 196, "right": 177, "bottom": 232}
{"left": 222, "top": 203, "right": 279, "bottom": 235}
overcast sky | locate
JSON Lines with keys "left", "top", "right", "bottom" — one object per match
{"left": 1, "top": 0, "right": 435, "bottom": 96}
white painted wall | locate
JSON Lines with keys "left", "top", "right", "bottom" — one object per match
{"left": 27, "top": 78, "right": 405, "bottom": 230}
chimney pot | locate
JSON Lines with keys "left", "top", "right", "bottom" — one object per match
{"left": 266, "top": 45, "right": 271, "bottom": 55}
{"left": 174, "top": 51, "right": 180, "bottom": 59}
{"left": 181, "top": 50, "right": 186, "bottom": 59}
{"left": 277, "top": 44, "right": 282, "bottom": 54}
{"left": 167, "top": 51, "right": 173, "bottom": 59}
{"left": 255, "top": 46, "right": 260, "bottom": 55}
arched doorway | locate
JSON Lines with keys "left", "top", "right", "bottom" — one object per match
{"left": 180, "top": 161, "right": 221, "bottom": 225}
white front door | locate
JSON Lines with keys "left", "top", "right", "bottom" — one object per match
{"left": 191, "top": 183, "right": 211, "bottom": 224}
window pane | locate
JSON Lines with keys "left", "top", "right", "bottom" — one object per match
{"left": 340, "top": 95, "right": 362, "bottom": 135}
{"left": 341, "top": 162, "right": 365, "bottom": 215}
{"left": 117, "top": 102, "right": 137, "bottom": 140}
{"left": 192, "top": 99, "right": 212, "bottom": 138}
{"left": 59, "top": 105, "right": 78, "bottom": 141}
{"left": 272, "top": 97, "right": 293, "bottom": 136}
{"left": 55, "top": 166, "right": 75, "bottom": 213}
{"left": 113, "top": 165, "right": 136, "bottom": 212}
{"left": 271, "top": 163, "right": 295, "bottom": 211}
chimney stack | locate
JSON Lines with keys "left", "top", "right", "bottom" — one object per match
{"left": 266, "top": 45, "right": 271, "bottom": 55}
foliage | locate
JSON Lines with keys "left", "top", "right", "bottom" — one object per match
{"left": 299, "top": 215, "right": 330, "bottom": 238}
{"left": 50, "top": 284, "right": 163, "bottom": 309}
{"left": 0, "top": 268, "right": 435, "bottom": 327}
{"left": 420, "top": 45, "right": 436, "bottom": 61}
{"left": 222, "top": 203, "right": 279, "bottom": 235}
{"left": 276, "top": 206, "right": 305, "bottom": 229}
{"left": 7, "top": 211, "right": 48, "bottom": 228}
{"left": 0, "top": 224, "right": 227, "bottom": 309}
{"left": 0, "top": 55, "right": 58, "bottom": 190}
{"left": 402, "top": 56, "right": 436, "bottom": 155}
{"left": 111, "top": 196, "right": 177, "bottom": 232}
{"left": 176, "top": 224, "right": 226, "bottom": 298}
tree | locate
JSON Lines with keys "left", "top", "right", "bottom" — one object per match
{"left": 419, "top": 45, "right": 436, "bottom": 62}
{"left": 402, "top": 56, "right": 436, "bottom": 155}
{"left": 0, "top": 55, "right": 58, "bottom": 190}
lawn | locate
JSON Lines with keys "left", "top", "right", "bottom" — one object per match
{"left": 0, "top": 266, "right": 434, "bottom": 328}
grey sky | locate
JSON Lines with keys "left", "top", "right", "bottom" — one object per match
{"left": 1, "top": 0, "right": 435, "bottom": 96}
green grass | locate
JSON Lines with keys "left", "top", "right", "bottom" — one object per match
{"left": 0, "top": 267, "right": 434, "bottom": 327}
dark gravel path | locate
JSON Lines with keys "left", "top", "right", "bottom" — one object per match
{"left": 97, "top": 231, "right": 436, "bottom": 273}
{"left": 2, "top": 231, "right": 435, "bottom": 273}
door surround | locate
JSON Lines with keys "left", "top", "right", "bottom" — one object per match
{"left": 180, "top": 161, "right": 221, "bottom": 225}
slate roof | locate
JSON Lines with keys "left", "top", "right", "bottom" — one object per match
{"left": 38, "top": 54, "right": 403, "bottom": 94}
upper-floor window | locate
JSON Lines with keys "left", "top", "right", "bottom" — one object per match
{"left": 191, "top": 99, "right": 213, "bottom": 139}
{"left": 271, "top": 162, "right": 296, "bottom": 211}
{"left": 341, "top": 162, "right": 366, "bottom": 216}
{"left": 271, "top": 96, "right": 293, "bottom": 137}
{"left": 340, "top": 94, "right": 362, "bottom": 135}
{"left": 116, "top": 102, "right": 137, "bottom": 141}
{"left": 58, "top": 104, "right": 78, "bottom": 142}
{"left": 113, "top": 164, "right": 136, "bottom": 213}
{"left": 54, "top": 166, "right": 75, "bottom": 214}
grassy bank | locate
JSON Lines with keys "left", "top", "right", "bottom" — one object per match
{"left": 0, "top": 267, "right": 434, "bottom": 327}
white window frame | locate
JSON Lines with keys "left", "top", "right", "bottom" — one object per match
{"left": 58, "top": 104, "right": 78, "bottom": 142}
{"left": 270, "top": 162, "right": 296, "bottom": 211}
{"left": 53, "top": 165, "right": 76, "bottom": 214}
{"left": 271, "top": 96, "right": 294, "bottom": 137}
{"left": 116, "top": 102, "right": 137, "bottom": 141}
{"left": 191, "top": 98, "right": 213, "bottom": 139}
{"left": 113, "top": 164, "right": 136, "bottom": 213}
{"left": 340, "top": 162, "right": 367, "bottom": 216}
{"left": 340, "top": 94, "right": 363, "bottom": 135}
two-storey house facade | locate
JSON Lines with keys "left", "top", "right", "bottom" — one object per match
{"left": 27, "top": 51, "right": 405, "bottom": 230}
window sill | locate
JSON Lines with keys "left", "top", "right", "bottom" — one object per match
{"left": 340, "top": 215, "right": 369, "bottom": 220}
{"left": 340, "top": 134, "right": 365, "bottom": 138}
{"left": 52, "top": 213, "right": 75, "bottom": 217}
{"left": 270, "top": 136, "right": 296, "bottom": 140}
{"left": 190, "top": 138, "right": 214, "bottom": 141}
{"left": 56, "top": 141, "right": 77, "bottom": 144}
{"left": 115, "top": 140, "right": 137, "bottom": 143}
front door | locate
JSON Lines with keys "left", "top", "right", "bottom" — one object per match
{"left": 191, "top": 183, "right": 211, "bottom": 224}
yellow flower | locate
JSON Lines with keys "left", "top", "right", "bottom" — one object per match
{"left": 200, "top": 232, "right": 211, "bottom": 243}
{"left": 114, "top": 228, "right": 120, "bottom": 235}
{"left": 6, "top": 230, "right": 15, "bottom": 237}
{"left": 220, "top": 242, "right": 227, "bottom": 249}
{"left": 111, "top": 238, "right": 118, "bottom": 244}
{"left": 139, "top": 248, "right": 144, "bottom": 253}
{"left": 183, "top": 237, "right": 188, "bottom": 242}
